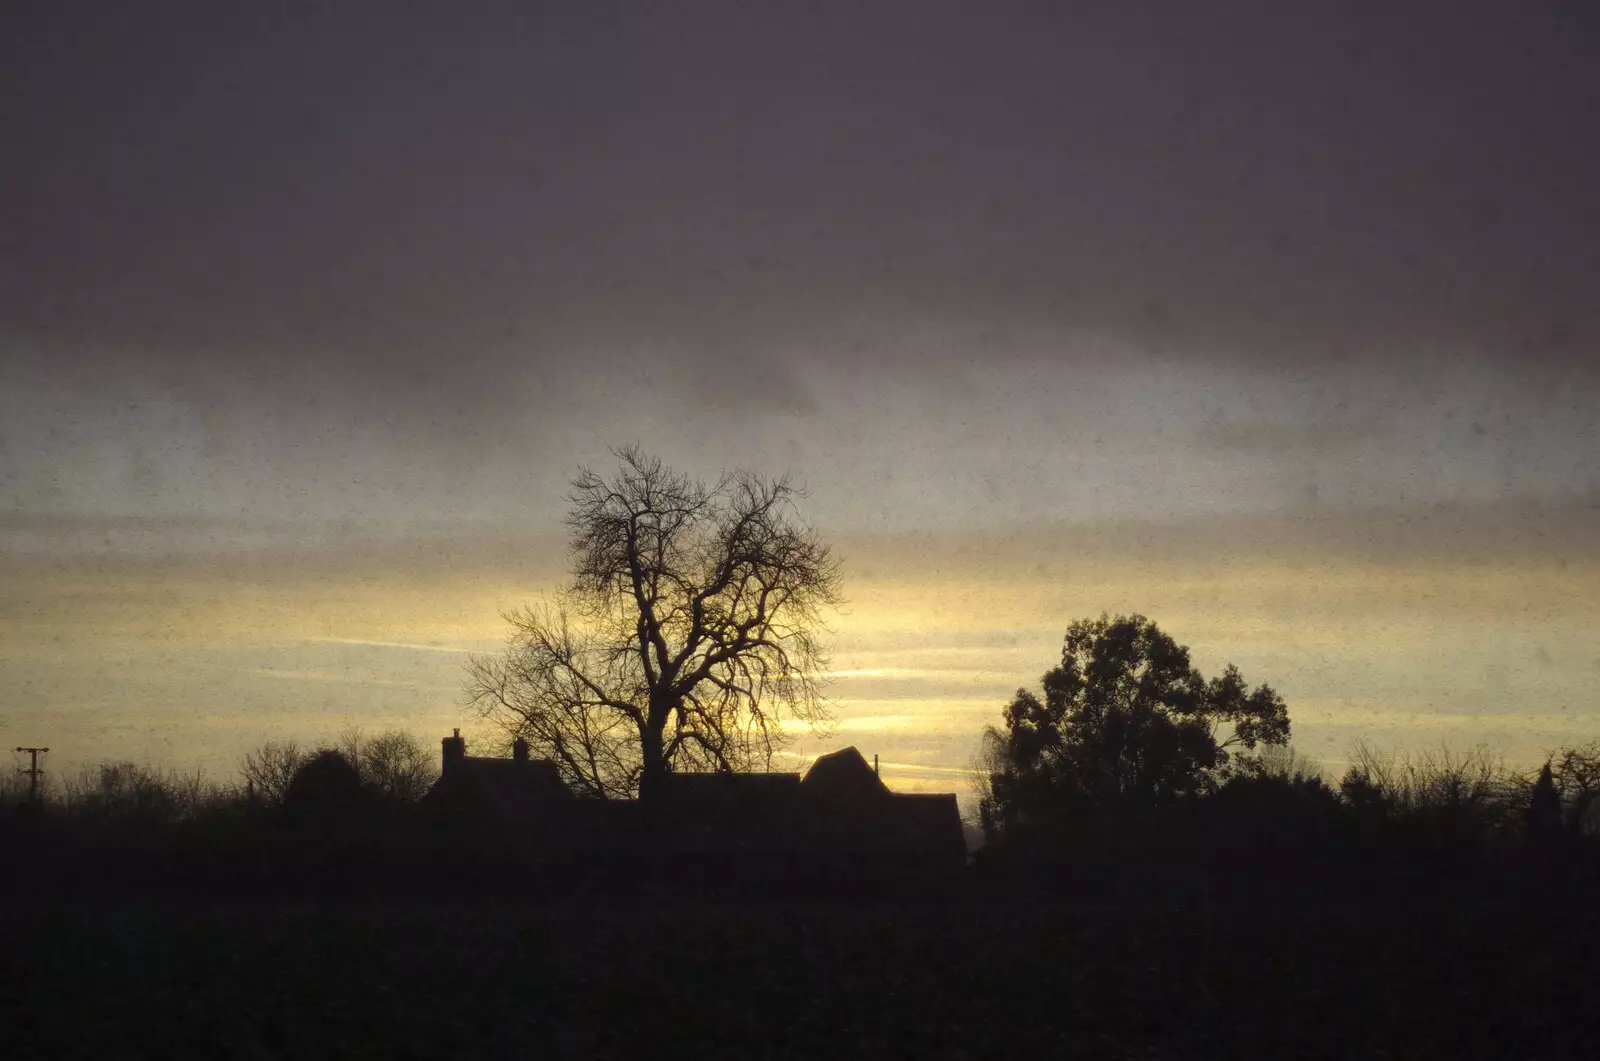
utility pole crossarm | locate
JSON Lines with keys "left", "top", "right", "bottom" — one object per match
{"left": 15, "top": 746, "right": 49, "bottom": 802}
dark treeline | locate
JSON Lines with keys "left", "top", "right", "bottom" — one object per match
{"left": 0, "top": 730, "right": 476, "bottom": 902}
{"left": 973, "top": 739, "right": 1600, "bottom": 906}
{"left": 0, "top": 729, "right": 940, "bottom": 902}
{"left": 971, "top": 614, "right": 1600, "bottom": 907}
{"left": 5, "top": 696, "right": 1599, "bottom": 908}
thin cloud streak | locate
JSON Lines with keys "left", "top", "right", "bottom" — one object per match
{"left": 301, "top": 637, "right": 487, "bottom": 656}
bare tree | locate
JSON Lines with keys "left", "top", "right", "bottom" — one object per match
{"left": 1546, "top": 742, "right": 1600, "bottom": 837}
{"left": 1233, "top": 742, "right": 1325, "bottom": 784}
{"left": 1339, "top": 740, "right": 1522, "bottom": 839}
{"left": 60, "top": 761, "right": 220, "bottom": 825}
{"left": 466, "top": 447, "right": 842, "bottom": 800}
{"left": 240, "top": 740, "right": 308, "bottom": 806}
{"left": 337, "top": 728, "right": 439, "bottom": 802}
{"left": 971, "top": 725, "right": 1012, "bottom": 841}
{"left": 2, "top": 751, "right": 51, "bottom": 806}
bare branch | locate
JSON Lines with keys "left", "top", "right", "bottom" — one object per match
{"left": 464, "top": 450, "right": 841, "bottom": 800}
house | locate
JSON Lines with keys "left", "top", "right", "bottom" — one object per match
{"left": 421, "top": 729, "right": 570, "bottom": 824}
{"left": 421, "top": 732, "right": 967, "bottom": 892}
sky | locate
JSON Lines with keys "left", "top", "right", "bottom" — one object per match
{"left": 4, "top": 2, "right": 1599, "bottom": 805}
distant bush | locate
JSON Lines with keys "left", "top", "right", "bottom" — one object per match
{"left": 1336, "top": 742, "right": 1525, "bottom": 864}
{"left": 53, "top": 761, "right": 237, "bottom": 828}
{"left": 0, "top": 763, "right": 40, "bottom": 808}
{"left": 241, "top": 729, "right": 439, "bottom": 808}
{"left": 6, "top": 726, "right": 1599, "bottom": 905}
{"left": 283, "top": 749, "right": 366, "bottom": 810}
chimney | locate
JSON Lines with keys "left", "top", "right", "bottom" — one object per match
{"left": 512, "top": 737, "right": 529, "bottom": 762}
{"left": 874, "top": 753, "right": 879, "bottom": 777}
{"left": 442, "top": 728, "right": 466, "bottom": 775}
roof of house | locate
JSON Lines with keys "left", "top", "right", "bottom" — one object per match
{"left": 422, "top": 755, "right": 570, "bottom": 824}
{"left": 801, "top": 746, "right": 889, "bottom": 800}
{"left": 421, "top": 736, "right": 967, "bottom": 864}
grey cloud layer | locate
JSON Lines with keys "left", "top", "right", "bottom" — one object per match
{"left": 5, "top": 1, "right": 1598, "bottom": 384}
{"left": 5, "top": 336, "right": 1597, "bottom": 538}
{"left": 4, "top": 2, "right": 1597, "bottom": 544}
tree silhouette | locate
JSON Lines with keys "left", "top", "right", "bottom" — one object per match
{"left": 979, "top": 613, "right": 1289, "bottom": 843}
{"left": 283, "top": 750, "right": 365, "bottom": 812}
{"left": 337, "top": 728, "right": 438, "bottom": 802}
{"left": 240, "top": 740, "right": 308, "bottom": 806}
{"left": 1527, "top": 760, "right": 1564, "bottom": 846}
{"left": 60, "top": 761, "right": 212, "bottom": 828}
{"left": 1547, "top": 742, "right": 1600, "bottom": 838}
{"left": 1336, "top": 741, "right": 1520, "bottom": 849}
{"left": 466, "top": 446, "right": 841, "bottom": 800}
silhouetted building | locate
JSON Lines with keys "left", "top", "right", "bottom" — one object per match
{"left": 421, "top": 729, "right": 571, "bottom": 826}
{"left": 420, "top": 732, "right": 966, "bottom": 891}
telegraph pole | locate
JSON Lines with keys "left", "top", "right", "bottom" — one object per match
{"left": 15, "top": 746, "right": 49, "bottom": 802}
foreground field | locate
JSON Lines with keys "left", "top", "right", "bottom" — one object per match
{"left": 5, "top": 898, "right": 1596, "bottom": 1059}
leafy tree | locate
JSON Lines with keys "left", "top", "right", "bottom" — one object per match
{"left": 466, "top": 446, "right": 841, "bottom": 800}
{"left": 1203, "top": 747, "right": 1342, "bottom": 875}
{"left": 979, "top": 614, "right": 1289, "bottom": 842}
{"left": 283, "top": 750, "right": 366, "bottom": 811}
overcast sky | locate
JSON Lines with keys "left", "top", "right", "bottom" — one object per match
{"left": 4, "top": 2, "right": 1598, "bottom": 794}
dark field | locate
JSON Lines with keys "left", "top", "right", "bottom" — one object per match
{"left": 6, "top": 898, "right": 1596, "bottom": 1059}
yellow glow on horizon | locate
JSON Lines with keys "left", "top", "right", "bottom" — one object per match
{"left": 3, "top": 533, "right": 1597, "bottom": 789}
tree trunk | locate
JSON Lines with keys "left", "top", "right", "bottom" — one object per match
{"left": 638, "top": 719, "right": 667, "bottom": 805}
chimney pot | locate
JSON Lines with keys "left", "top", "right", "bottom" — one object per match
{"left": 512, "top": 737, "right": 529, "bottom": 762}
